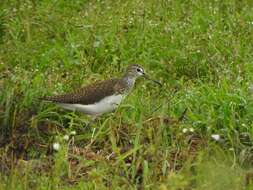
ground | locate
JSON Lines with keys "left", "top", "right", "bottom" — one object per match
{"left": 1, "top": 0, "right": 253, "bottom": 189}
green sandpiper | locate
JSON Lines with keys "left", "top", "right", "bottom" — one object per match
{"left": 43, "top": 64, "right": 162, "bottom": 117}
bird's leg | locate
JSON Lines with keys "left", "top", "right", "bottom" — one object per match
{"left": 91, "top": 127, "right": 96, "bottom": 141}
{"left": 89, "top": 115, "right": 99, "bottom": 145}
{"left": 82, "top": 115, "right": 97, "bottom": 128}
{"left": 91, "top": 115, "right": 99, "bottom": 122}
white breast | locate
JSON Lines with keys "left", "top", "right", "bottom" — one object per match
{"left": 57, "top": 94, "right": 124, "bottom": 115}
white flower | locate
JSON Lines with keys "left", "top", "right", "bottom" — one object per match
{"left": 53, "top": 142, "right": 60, "bottom": 151}
{"left": 63, "top": 135, "right": 69, "bottom": 141}
{"left": 211, "top": 134, "right": 220, "bottom": 141}
{"left": 182, "top": 128, "right": 188, "bottom": 133}
{"left": 189, "top": 128, "right": 194, "bottom": 132}
{"left": 70, "top": 131, "right": 76, "bottom": 135}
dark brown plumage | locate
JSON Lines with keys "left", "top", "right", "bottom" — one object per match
{"left": 43, "top": 78, "right": 127, "bottom": 105}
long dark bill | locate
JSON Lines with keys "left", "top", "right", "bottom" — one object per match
{"left": 143, "top": 74, "right": 162, "bottom": 87}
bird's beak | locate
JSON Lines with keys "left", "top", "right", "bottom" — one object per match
{"left": 143, "top": 73, "right": 162, "bottom": 87}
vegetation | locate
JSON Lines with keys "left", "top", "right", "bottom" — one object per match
{"left": 1, "top": 0, "right": 253, "bottom": 189}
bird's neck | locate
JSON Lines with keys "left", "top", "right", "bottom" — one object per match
{"left": 121, "top": 75, "right": 137, "bottom": 91}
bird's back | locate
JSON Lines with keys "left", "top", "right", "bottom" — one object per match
{"left": 43, "top": 78, "right": 121, "bottom": 105}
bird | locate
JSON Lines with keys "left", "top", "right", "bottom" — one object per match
{"left": 42, "top": 64, "right": 162, "bottom": 119}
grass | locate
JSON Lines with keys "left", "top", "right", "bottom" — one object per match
{"left": 1, "top": 0, "right": 253, "bottom": 189}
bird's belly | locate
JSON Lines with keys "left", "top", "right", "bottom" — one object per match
{"left": 57, "top": 94, "right": 124, "bottom": 115}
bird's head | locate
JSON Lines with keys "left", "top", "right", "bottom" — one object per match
{"left": 125, "top": 64, "right": 145, "bottom": 78}
{"left": 124, "top": 64, "right": 162, "bottom": 86}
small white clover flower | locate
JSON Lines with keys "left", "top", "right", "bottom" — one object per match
{"left": 182, "top": 128, "right": 188, "bottom": 133}
{"left": 70, "top": 131, "right": 76, "bottom": 135}
{"left": 189, "top": 128, "right": 194, "bottom": 132}
{"left": 63, "top": 135, "right": 69, "bottom": 141}
{"left": 211, "top": 134, "right": 220, "bottom": 141}
{"left": 53, "top": 142, "right": 60, "bottom": 151}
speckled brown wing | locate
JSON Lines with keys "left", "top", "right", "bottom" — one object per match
{"left": 43, "top": 78, "right": 121, "bottom": 105}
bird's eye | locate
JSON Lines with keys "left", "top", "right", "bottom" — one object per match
{"left": 136, "top": 68, "right": 141, "bottom": 72}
